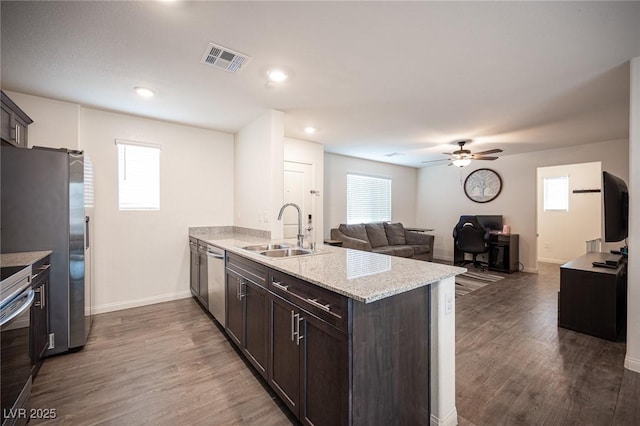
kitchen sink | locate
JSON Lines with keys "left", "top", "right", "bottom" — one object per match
{"left": 242, "top": 244, "right": 290, "bottom": 251}
{"left": 258, "top": 248, "right": 313, "bottom": 257}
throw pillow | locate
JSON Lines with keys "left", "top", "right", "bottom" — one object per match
{"left": 384, "top": 222, "right": 406, "bottom": 245}
{"left": 338, "top": 223, "right": 368, "bottom": 241}
{"left": 365, "top": 223, "right": 389, "bottom": 248}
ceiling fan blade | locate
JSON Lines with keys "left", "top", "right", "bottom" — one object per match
{"left": 473, "top": 148, "right": 503, "bottom": 155}
{"left": 421, "top": 158, "right": 450, "bottom": 164}
{"left": 474, "top": 156, "right": 499, "bottom": 160}
{"left": 442, "top": 152, "right": 454, "bottom": 155}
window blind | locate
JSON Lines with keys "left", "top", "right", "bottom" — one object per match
{"left": 347, "top": 173, "right": 392, "bottom": 224}
{"left": 116, "top": 140, "right": 160, "bottom": 211}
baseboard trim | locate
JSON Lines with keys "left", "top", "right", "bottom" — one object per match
{"left": 430, "top": 407, "right": 458, "bottom": 426}
{"left": 523, "top": 268, "right": 539, "bottom": 273}
{"left": 538, "top": 257, "right": 568, "bottom": 264}
{"left": 93, "top": 290, "right": 192, "bottom": 314}
{"left": 625, "top": 355, "right": 640, "bottom": 373}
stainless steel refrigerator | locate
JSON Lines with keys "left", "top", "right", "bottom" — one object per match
{"left": 1, "top": 146, "right": 93, "bottom": 355}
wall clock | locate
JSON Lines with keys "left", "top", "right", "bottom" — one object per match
{"left": 464, "top": 168, "right": 502, "bottom": 203}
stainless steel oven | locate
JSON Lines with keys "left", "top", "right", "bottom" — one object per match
{"left": 1, "top": 265, "right": 34, "bottom": 426}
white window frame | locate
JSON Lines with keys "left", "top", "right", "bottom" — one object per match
{"left": 543, "top": 175, "right": 569, "bottom": 212}
{"left": 346, "top": 173, "right": 392, "bottom": 224}
{"left": 116, "top": 139, "right": 161, "bottom": 211}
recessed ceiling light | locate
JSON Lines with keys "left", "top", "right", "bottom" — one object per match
{"left": 267, "top": 69, "right": 289, "bottom": 82}
{"left": 304, "top": 126, "right": 316, "bottom": 134}
{"left": 134, "top": 87, "right": 155, "bottom": 98}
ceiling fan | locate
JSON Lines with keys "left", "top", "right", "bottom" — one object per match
{"left": 421, "top": 139, "right": 503, "bottom": 167}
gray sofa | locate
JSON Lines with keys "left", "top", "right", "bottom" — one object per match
{"left": 330, "top": 222, "right": 434, "bottom": 261}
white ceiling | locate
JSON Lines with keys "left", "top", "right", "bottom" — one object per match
{"left": 2, "top": 1, "right": 639, "bottom": 168}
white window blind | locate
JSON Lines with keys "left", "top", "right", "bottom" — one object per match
{"left": 543, "top": 176, "right": 569, "bottom": 211}
{"left": 347, "top": 173, "right": 392, "bottom": 224}
{"left": 116, "top": 140, "right": 160, "bottom": 211}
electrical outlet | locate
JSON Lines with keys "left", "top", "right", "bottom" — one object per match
{"left": 445, "top": 290, "right": 454, "bottom": 315}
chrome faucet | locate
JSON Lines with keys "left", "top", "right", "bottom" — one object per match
{"left": 277, "top": 203, "right": 304, "bottom": 248}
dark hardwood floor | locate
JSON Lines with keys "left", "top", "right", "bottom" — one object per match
{"left": 455, "top": 262, "right": 640, "bottom": 426}
{"left": 30, "top": 262, "right": 639, "bottom": 425}
{"left": 30, "top": 298, "right": 296, "bottom": 425}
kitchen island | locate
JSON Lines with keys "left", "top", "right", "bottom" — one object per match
{"left": 190, "top": 227, "right": 464, "bottom": 426}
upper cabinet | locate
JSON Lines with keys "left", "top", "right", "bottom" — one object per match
{"left": 1, "top": 91, "right": 33, "bottom": 148}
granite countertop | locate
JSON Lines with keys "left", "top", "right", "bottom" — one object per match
{"left": 1, "top": 250, "right": 53, "bottom": 267}
{"left": 191, "top": 231, "right": 465, "bottom": 304}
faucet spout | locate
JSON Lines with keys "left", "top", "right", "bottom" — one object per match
{"left": 277, "top": 203, "right": 304, "bottom": 248}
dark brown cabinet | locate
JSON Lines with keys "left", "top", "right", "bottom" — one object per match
{"left": 1, "top": 91, "right": 33, "bottom": 148}
{"left": 559, "top": 252, "right": 627, "bottom": 341}
{"left": 270, "top": 295, "right": 349, "bottom": 426}
{"left": 225, "top": 254, "right": 270, "bottom": 379}
{"left": 189, "top": 238, "right": 208, "bottom": 308}
{"left": 224, "top": 252, "right": 431, "bottom": 425}
{"left": 30, "top": 256, "right": 51, "bottom": 378}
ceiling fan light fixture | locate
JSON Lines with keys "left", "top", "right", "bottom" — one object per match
{"left": 452, "top": 158, "right": 471, "bottom": 167}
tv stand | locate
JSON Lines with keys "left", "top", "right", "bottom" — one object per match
{"left": 559, "top": 252, "right": 627, "bottom": 341}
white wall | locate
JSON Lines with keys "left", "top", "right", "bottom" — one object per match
{"left": 284, "top": 137, "right": 324, "bottom": 245}
{"left": 626, "top": 57, "right": 640, "bottom": 373}
{"left": 234, "top": 109, "right": 285, "bottom": 238}
{"left": 79, "top": 108, "right": 234, "bottom": 313}
{"left": 537, "top": 162, "right": 601, "bottom": 264}
{"left": 323, "top": 153, "right": 418, "bottom": 238}
{"left": 5, "top": 91, "right": 79, "bottom": 150}
{"left": 417, "top": 139, "right": 629, "bottom": 272}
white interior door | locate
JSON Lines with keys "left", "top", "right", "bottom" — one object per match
{"left": 283, "top": 161, "right": 315, "bottom": 241}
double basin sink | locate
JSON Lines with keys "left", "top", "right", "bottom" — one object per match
{"left": 242, "top": 244, "right": 314, "bottom": 258}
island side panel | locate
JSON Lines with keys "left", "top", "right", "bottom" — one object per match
{"left": 351, "top": 285, "right": 431, "bottom": 425}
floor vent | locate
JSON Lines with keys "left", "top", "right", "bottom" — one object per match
{"left": 201, "top": 43, "right": 250, "bottom": 73}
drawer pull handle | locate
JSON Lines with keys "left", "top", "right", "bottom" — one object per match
{"left": 272, "top": 281, "right": 289, "bottom": 292}
{"left": 307, "top": 298, "right": 331, "bottom": 312}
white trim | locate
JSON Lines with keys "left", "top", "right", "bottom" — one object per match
{"left": 93, "top": 290, "right": 192, "bottom": 314}
{"left": 115, "top": 138, "right": 161, "bottom": 149}
{"left": 430, "top": 407, "right": 459, "bottom": 426}
{"left": 537, "top": 257, "right": 568, "bottom": 265}
{"left": 624, "top": 355, "right": 640, "bottom": 373}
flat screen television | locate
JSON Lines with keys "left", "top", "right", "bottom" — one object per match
{"left": 602, "top": 171, "right": 629, "bottom": 243}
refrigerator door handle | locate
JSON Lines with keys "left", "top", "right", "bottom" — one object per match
{"left": 85, "top": 216, "right": 90, "bottom": 249}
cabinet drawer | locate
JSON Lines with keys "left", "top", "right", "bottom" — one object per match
{"left": 269, "top": 270, "right": 349, "bottom": 332}
{"left": 227, "top": 253, "right": 268, "bottom": 288}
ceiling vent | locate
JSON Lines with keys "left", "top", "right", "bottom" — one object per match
{"left": 201, "top": 43, "right": 250, "bottom": 73}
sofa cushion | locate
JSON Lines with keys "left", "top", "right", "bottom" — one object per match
{"left": 391, "top": 245, "right": 415, "bottom": 257}
{"left": 372, "top": 246, "right": 396, "bottom": 256}
{"left": 410, "top": 244, "right": 430, "bottom": 255}
{"left": 365, "top": 223, "right": 389, "bottom": 248}
{"left": 338, "top": 224, "right": 368, "bottom": 241}
{"left": 384, "top": 222, "right": 406, "bottom": 245}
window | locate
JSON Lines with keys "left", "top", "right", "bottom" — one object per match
{"left": 116, "top": 140, "right": 160, "bottom": 211}
{"left": 543, "top": 176, "right": 569, "bottom": 211}
{"left": 347, "top": 173, "right": 391, "bottom": 224}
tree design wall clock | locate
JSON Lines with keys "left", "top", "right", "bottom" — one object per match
{"left": 464, "top": 168, "right": 502, "bottom": 203}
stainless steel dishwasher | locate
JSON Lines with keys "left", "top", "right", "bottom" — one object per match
{"left": 206, "top": 245, "right": 226, "bottom": 326}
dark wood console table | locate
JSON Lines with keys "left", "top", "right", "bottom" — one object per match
{"left": 559, "top": 252, "right": 627, "bottom": 341}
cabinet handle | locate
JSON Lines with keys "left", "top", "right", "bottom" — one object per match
{"left": 34, "top": 286, "right": 42, "bottom": 307}
{"left": 15, "top": 124, "right": 20, "bottom": 143}
{"left": 31, "top": 264, "right": 51, "bottom": 282}
{"left": 238, "top": 280, "right": 246, "bottom": 300}
{"left": 306, "top": 298, "right": 331, "bottom": 312}
{"left": 272, "top": 280, "right": 289, "bottom": 292}
{"left": 296, "top": 315, "right": 304, "bottom": 346}
{"left": 291, "top": 310, "right": 296, "bottom": 342}
{"left": 41, "top": 282, "right": 46, "bottom": 309}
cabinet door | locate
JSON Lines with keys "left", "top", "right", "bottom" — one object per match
{"left": 225, "top": 272, "right": 244, "bottom": 348}
{"left": 301, "top": 313, "right": 349, "bottom": 426}
{"left": 189, "top": 247, "right": 199, "bottom": 296}
{"left": 198, "top": 252, "right": 208, "bottom": 307}
{"left": 31, "top": 278, "right": 50, "bottom": 378}
{"left": 270, "top": 295, "right": 302, "bottom": 417}
{"left": 244, "top": 280, "right": 269, "bottom": 378}
{"left": 1, "top": 103, "right": 11, "bottom": 143}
